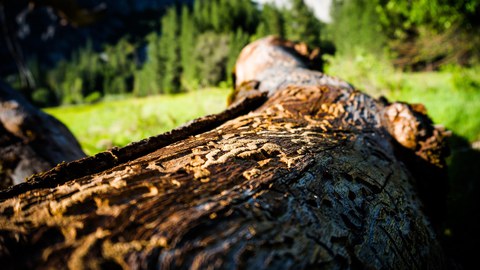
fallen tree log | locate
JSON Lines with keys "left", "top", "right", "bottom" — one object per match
{"left": 0, "top": 80, "right": 86, "bottom": 189}
{"left": 0, "top": 36, "right": 448, "bottom": 269}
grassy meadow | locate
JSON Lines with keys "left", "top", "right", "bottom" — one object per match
{"left": 45, "top": 88, "right": 230, "bottom": 155}
{"left": 45, "top": 71, "right": 479, "bottom": 156}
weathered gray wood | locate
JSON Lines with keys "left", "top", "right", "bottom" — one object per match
{"left": 0, "top": 36, "right": 448, "bottom": 269}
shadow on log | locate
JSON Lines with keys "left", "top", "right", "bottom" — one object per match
{"left": 0, "top": 80, "right": 86, "bottom": 189}
{"left": 0, "top": 36, "right": 449, "bottom": 269}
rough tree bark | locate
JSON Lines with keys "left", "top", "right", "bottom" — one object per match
{"left": 0, "top": 36, "right": 448, "bottom": 269}
{"left": 0, "top": 80, "right": 86, "bottom": 189}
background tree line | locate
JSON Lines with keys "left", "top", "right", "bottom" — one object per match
{"left": 23, "top": 0, "right": 321, "bottom": 106}
{"left": 329, "top": 0, "right": 480, "bottom": 69}
{"left": 17, "top": 0, "right": 480, "bottom": 107}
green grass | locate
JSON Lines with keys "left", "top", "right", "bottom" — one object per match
{"left": 46, "top": 69, "right": 479, "bottom": 156}
{"left": 45, "top": 88, "right": 230, "bottom": 155}
{"left": 387, "top": 72, "right": 480, "bottom": 143}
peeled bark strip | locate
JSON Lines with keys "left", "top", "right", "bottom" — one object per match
{"left": 0, "top": 81, "right": 86, "bottom": 189}
{"left": 0, "top": 37, "right": 448, "bottom": 269}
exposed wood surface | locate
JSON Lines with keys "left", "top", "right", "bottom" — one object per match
{"left": 0, "top": 37, "right": 448, "bottom": 269}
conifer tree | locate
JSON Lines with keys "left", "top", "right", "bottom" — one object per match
{"left": 193, "top": 0, "right": 212, "bottom": 32}
{"left": 231, "top": 0, "right": 260, "bottom": 34}
{"left": 158, "top": 7, "right": 181, "bottom": 93}
{"left": 180, "top": 6, "right": 198, "bottom": 91}
{"left": 211, "top": 0, "right": 221, "bottom": 32}
{"left": 284, "top": 0, "right": 322, "bottom": 48}
{"left": 194, "top": 32, "right": 230, "bottom": 86}
{"left": 256, "top": 3, "right": 285, "bottom": 38}
{"left": 217, "top": 0, "right": 234, "bottom": 32}
{"left": 330, "top": 0, "right": 386, "bottom": 56}
{"left": 227, "top": 28, "right": 250, "bottom": 85}
{"left": 134, "top": 33, "right": 162, "bottom": 96}
{"left": 102, "top": 38, "right": 136, "bottom": 95}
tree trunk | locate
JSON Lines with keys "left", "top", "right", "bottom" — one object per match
{"left": 0, "top": 80, "right": 86, "bottom": 189}
{"left": 0, "top": 36, "right": 448, "bottom": 269}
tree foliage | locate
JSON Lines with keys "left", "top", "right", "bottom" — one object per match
{"left": 376, "top": 0, "right": 480, "bottom": 34}
{"left": 9, "top": 0, "right": 480, "bottom": 105}
{"left": 284, "top": 0, "right": 322, "bottom": 48}
{"left": 158, "top": 8, "right": 181, "bottom": 94}
{"left": 133, "top": 33, "right": 161, "bottom": 97}
{"left": 330, "top": 0, "right": 480, "bottom": 68}
{"left": 23, "top": 0, "right": 327, "bottom": 105}
{"left": 228, "top": 28, "right": 250, "bottom": 84}
{"left": 194, "top": 32, "right": 230, "bottom": 87}
{"left": 255, "top": 4, "right": 285, "bottom": 38}
{"left": 180, "top": 6, "right": 198, "bottom": 91}
{"left": 330, "top": 0, "right": 386, "bottom": 56}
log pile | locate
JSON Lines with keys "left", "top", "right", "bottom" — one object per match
{"left": 0, "top": 37, "right": 448, "bottom": 269}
